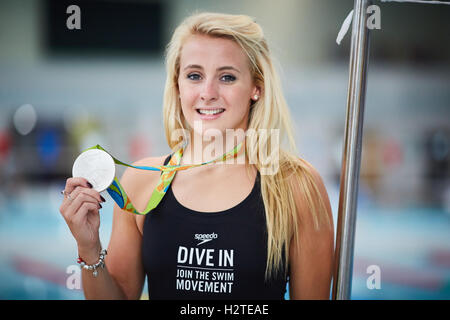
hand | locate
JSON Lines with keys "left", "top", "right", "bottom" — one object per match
{"left": 59, "top": 177, "right": 106, "bottom": 258}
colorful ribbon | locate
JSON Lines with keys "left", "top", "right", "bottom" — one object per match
{"left": 83, "top": 141, "right": 245, "bottom": 215}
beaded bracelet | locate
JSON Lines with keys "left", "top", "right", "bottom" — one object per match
{"left": 77, "top": 249, "right": 107, "bottom": 277}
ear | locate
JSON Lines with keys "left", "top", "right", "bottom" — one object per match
{"left": 251, "top": 86, "right": 261, "bottom": 101}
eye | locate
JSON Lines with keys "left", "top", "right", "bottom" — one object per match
{"left": 187, "top": 73, "right": 201, "bottom": 81}
{"left": 221, "top": 75, "right": 236, "bottom": 82}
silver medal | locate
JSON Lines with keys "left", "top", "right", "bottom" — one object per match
{"left": 72, "top": 149, "right": 116, "bottom": 192}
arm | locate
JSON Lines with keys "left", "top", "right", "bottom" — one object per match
{"left": 60, "top": 176, "right": 127, "bottom": 300}
{"left": 288, "top": 162, "right": 335, "bottom": 300}
{"left": 79, "top": 187, "right": 145, "bottom": 300}
{"left": 70, "top": 156, "right": 163, "bottom": 299}
{"left": 90, "top": 195, "right": 145, "bottom": 299}
{"left": 78, "top": 161, "right": 146, "bottom": 299}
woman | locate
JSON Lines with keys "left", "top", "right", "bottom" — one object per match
{"left": 59, "top": 12, "right": 334, "bottom": 300}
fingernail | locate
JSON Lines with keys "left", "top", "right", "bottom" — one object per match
{"left": 87, "top": 182, "right": 93, "bottom": 188}
{"left": 100, "top": 196, "right": 106, "bottom": 202}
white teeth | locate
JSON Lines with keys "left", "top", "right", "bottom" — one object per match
{"left": 197, "top": 109, "right": 225, "bottom": 115}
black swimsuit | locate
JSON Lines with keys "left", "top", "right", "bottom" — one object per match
{"left": 141, "top": 155, "right": 288, "bottom": 300}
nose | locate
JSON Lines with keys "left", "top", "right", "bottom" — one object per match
{"left": 200, "top": 78, "right": 219, "bottom": 102}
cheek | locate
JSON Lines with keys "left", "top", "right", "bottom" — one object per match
{"left": 179, "top": 82, "right": 197, "bottom": 104}
{"left": 225, "top": 87, "right": 251, "bottom": 111}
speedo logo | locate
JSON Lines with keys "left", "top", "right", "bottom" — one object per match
{"left": 194, "top": 233, "right": 218, "bottom": 246}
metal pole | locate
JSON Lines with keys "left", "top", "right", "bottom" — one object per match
{"left": 332, "top": 0, "right": 371, "bottom": 300}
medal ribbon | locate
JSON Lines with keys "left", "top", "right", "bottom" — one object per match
{"left": 82, "top": 141, "right": 245, "bottom": 215}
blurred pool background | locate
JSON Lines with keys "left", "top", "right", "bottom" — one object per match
{"left": 0, "top": 0, "right": 449, "bottom": 300}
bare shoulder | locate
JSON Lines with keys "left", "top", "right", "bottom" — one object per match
{"left": 114, "top": 153, "right": 171, "bottom": 234}
{"left": 118, "top": 153, "right": 171, "bottom": 216}
{"left": 287, "top": 157, "right": 333, "bottom": 229}
{"left": 120, "top": 154, "right": 171, "bottom": 193}
{"left": 287, "top": 157, "right": 326, "bottom": 197}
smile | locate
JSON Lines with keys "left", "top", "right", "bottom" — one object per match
{"left": 196, "top": 108, "right": 225, "bottom": 115}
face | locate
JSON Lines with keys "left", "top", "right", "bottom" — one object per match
{"left": 177, "top": 34, "right": 260, "bottom": 139}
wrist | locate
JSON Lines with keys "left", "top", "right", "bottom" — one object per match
{"left": 77, "top": 248, "right": 107, "bottom": 278}
{"left": 78, "top": 243, "right": 102, "bottom": 265}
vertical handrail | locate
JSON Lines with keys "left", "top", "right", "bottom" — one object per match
{"left": 332, "top": 0, "right": 372, "bottom": 300}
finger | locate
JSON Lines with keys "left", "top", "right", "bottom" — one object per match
{"left": 69, "top": 186, "right": 105, "bottom": 204}
{"left": 60, "top": 177, "right": 92, "bottom": 210}
{"left": 60, "top": 181, "right": 100, "bottom": 212}
{"left": 64, "top": 177, "right": 92, "bottom": 195}
{"left": 64, "top": 191, "right": 102, "bottom": 221}
{"left": 71, "top": 202, "right": 100, "bottom": 228}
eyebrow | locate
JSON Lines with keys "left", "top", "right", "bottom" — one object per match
{"left": 183, "top": 64, "right": 241, "bottom": 73}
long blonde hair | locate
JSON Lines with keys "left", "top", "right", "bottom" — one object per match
{"left": 162, "top": 11, "right": 332, "bottom": 279}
